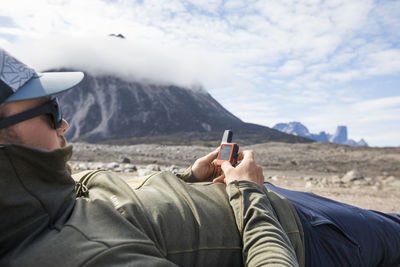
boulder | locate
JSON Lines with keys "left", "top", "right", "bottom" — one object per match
{"left": 122, "top": 157, "right": 131, "bottom": 163}
{"left": 331, "top": 175, "right": 342, "bottom": 184}
{"left": 78, "top": 162, "right": 88, "bottom": 170}
{"left": 106, "top": 162, "right": 120, "bottom": 170}
{"left": 124, "top": 164, "right": 137, "bottom": 171}
{"left": 137, "top": 169, "right": 155, "bottom": 177}
{"left": 305, "top": 181, "right": 313, "bottom": 188}
{"left": 342, "top": 169, "right": 363, "bottom": 183}
{"left": 146, "top": 164, "right": 161, "bottom": 171}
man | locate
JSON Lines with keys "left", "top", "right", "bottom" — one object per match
{"left": 0, "top": 48, "right": 399, "bottom": 267}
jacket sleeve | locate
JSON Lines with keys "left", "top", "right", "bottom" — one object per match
{"left": 82, "top": 244, "right": 178, "bottom": 267}
{"left": 226, "top": 181, "right": 299, "bottom": 267}
{"left": 175, "top": 166, "right": 199, "bottom": 182}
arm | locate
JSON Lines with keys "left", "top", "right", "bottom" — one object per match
{"left": 177, "top": 148, "right": 224, "bottom": 182}
{"left": 175, "top": 166, "right": 198, "bottom": 182}
{"left": 83, "top": 243, "right": 178, "bottom": 267}
{"left": 221, "top": 151, "right": 299, "bottom": 267}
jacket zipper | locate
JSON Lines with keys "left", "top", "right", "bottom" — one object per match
{"left": 74, "top": 170, "right": 105, "bottom": 197}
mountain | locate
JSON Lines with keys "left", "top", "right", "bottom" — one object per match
{"left": 273, "top": 122, "right": 311, "bottom": 139}
{"left": 58, "top": 73, "right": 312, "bottom": 145}
{"left": 273, "top": 122, "right": 368, "bottom": 146}
{"left": 330, "top": 125, "right": 348, "bottom": 144}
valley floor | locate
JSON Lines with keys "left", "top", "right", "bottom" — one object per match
{"left": 70, "top": 142, "right": 400, "bottom": 213}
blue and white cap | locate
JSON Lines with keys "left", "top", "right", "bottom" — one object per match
{"left": 0, "top": 48, "right": 84, "bottom": 104}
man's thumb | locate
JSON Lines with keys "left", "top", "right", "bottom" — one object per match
{"left": 221, "top": 161, "right": 233, "bottom": 173}
{"left": 204, "top": 149, "right": 219, "bottom": 162}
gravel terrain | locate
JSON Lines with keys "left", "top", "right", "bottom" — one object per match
{"left": 70, "top": 142, "right": 400, "bottom": 213}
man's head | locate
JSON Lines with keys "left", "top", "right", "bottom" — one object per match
{"left": 0, "top": 48, "right": 83, "bottom": 150}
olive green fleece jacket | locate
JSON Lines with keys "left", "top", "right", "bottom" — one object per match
{"left": 0, "top": 144, "right": 304, "bottom": 266}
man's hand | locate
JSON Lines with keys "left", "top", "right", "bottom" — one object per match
{"left": 214, "top": 150, "right": 264, "bottom": 187}
{"left": 192, "top": 149, "right": 224, "bottom": 182}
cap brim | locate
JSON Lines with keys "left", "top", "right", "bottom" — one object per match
{"left": 4, "top": 72, "right": 84, "bottom": 103}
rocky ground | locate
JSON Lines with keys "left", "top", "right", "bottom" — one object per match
{"left": 69, "top": 141, "right": 400, "bottom": 213}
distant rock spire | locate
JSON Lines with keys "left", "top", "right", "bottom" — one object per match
{"left": 330, "top": 126, "right": 348, "bottom": 144}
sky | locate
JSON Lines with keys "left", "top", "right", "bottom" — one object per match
{"left": 0, "top": 0, "right": 399, "bottom": 147}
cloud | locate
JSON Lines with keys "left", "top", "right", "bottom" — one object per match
{"left": 187, "top": 0, "right": 222, "bottom": 14}
{"left": 364, "top": 49, "right": 400, "bottom": 75}
{"left": 352, "top": 96, "right": 400, "bottom": 113}
{"left": 6, "top": 35, "right": 235, "bottom": 90}
{"left": 273, "top": 60, "right": 305, "bottom": 76}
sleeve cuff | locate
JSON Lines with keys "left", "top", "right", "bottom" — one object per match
{"left": 176, "top": 166, "right": 198, "bottom": 182}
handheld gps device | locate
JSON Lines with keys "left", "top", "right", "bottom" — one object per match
{"left": 216, "top": 130, "right": 239, "bottom": 167}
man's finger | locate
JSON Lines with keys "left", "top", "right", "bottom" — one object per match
{"left": 241, "top": 150, "right": 254, "bottom": 162}
{"left": 221, "top": 161, "right": 234, "bottom": 173}
{"left": 212, "top": 174, "right": 225, "bottom": 183}
{"left": 202, "top": 149, "right": 220, "bottom": 162}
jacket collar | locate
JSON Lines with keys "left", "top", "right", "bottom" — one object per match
{"left": 0, "top": 144, "right": 76, "bottom": 254}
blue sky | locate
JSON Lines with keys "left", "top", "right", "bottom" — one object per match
{"left": 1, "top": 0, "right": 399, "bottom": 146}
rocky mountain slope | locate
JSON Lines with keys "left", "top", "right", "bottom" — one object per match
{"left": 58, "top": 73, "right": 312, "bottom": 145}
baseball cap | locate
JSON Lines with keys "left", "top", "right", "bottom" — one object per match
{"left": 0, "top": 48, "right": 84, "bottom": 104}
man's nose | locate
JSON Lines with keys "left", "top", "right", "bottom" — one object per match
{"left": 56, "top": 119, "right": 69, "bottom": 135}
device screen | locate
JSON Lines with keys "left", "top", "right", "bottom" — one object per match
{"left": 219, "top": 145, "right": 232, "bottom": 161}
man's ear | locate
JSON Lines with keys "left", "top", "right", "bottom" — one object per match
{"left": 0, "top": 104, "right": 21, "bottom": 144}
{"left": 0, "top": 103, "right": 11, "bottom": 141}
{"left": 0, "top": 103, "right": 9, "bottom": 119}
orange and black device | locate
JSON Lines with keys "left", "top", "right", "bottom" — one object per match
{"left": 216, "top": 130, "right": 239, "bottom": 167}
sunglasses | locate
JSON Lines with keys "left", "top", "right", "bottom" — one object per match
{"left": 0, "top": 97, "right": 63, "bottom": 129}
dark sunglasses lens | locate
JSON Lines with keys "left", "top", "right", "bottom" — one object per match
{"left": 56, "top": 101, "right": 62, "bottom": 127}
{"left": 51, "top": 98, "right": 63, "bottom": 129}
